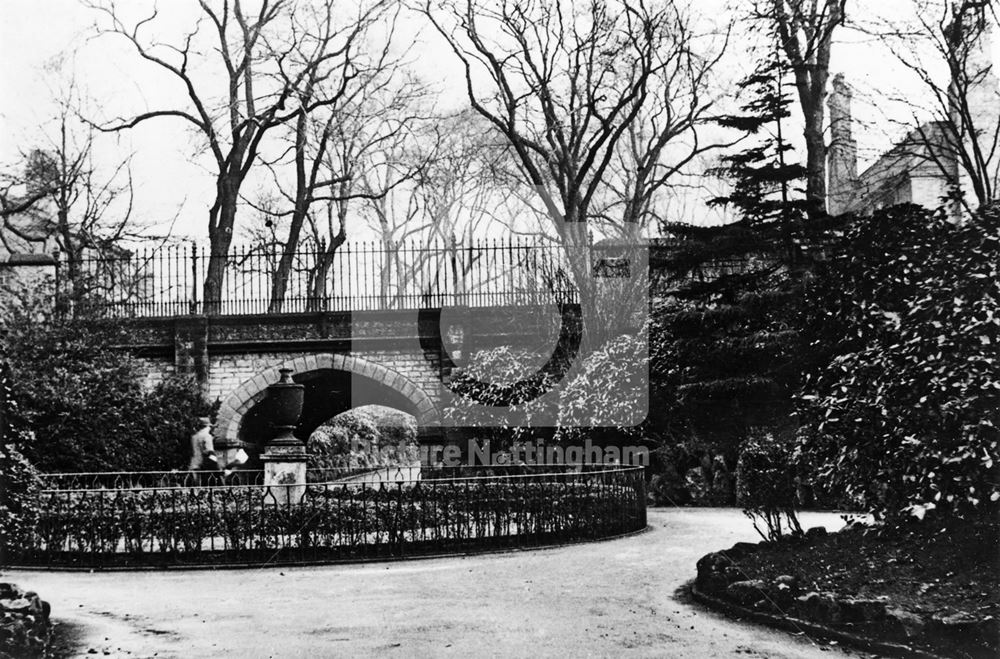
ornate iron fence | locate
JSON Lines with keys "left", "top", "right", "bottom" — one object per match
{"left": 37, "top": 470, "right": 265, "bottom": 490}
{"left": 37, "top": 466, "right": 423, "bottom": 490}
{"left": 12, "top": 466, "right": 646, "bottom": 568}
{"left": 72, "top": 238, "right": 580, "bottom": 318}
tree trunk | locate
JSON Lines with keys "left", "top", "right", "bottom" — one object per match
{"left": 306, "top": 232, "right": 346, "bottom": 312}
{"left": 772, "top": 0, "right": 843, "bottom": 217}
{"left": 561, "top": 221, "right": 600, "bottom": 350}
{"left": 268, "top": 104, "right": 317, "bottom": 313}
{"left": 203, "top": 185, "right": 238, "bottom": 315}
{"left": 804, "top": 108, "right": 828, "bottom": 214}
{"left": 268, "top": 205, "right": 306, "bottom": 314}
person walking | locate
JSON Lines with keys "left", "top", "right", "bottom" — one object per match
{"left": 188, "top": 417, "right": 215, "bottom": 471}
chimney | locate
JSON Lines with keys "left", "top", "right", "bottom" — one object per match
{"left": 826, "top": 73, "right": 858, "bottom": 216}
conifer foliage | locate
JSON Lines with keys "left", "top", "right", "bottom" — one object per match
{"left": 652, "top": 54, "right": 819, "bottom": 455}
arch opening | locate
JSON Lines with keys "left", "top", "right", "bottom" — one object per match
{"left": 217, "top": 355, "right": 440, "bottom": 468}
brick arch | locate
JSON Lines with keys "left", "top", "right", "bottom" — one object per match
{"left": 215, "top": 353, "right": 440, "bottom": 448}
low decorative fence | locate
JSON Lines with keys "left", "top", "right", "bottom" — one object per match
{"left": 37, "top": 470, "right": 265, "bottom": 490}
{"left": 36, "top": 466, "right": 421, "bottom": 490}
{"left": 12, "top": 466, "right": 646, "bottom": 568}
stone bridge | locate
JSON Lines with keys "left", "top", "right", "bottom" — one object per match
{"left": 123, "top": 306, "right": 566, "bottom": 465}
{"left": 2, "top": 239, "right": 673, "bottom": 466}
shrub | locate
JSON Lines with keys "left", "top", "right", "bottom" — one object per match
{"left": 735, "top": 431, "right": 802, "bottom": 541}
{"left": 2, "top": 336, "right": 42, "bottom": 560}
{"left": 2, "top": 296, "right": 216, "bottom": 472}
{"left": 0, "top": 442, "right": 42, "bottom": 560}
{"left": 556, "top": 328, "right": 649, "bottom": 443}
{"left": 3, "top": 309, "right": 143, "bottom": 471}
{"left": 446, "top": 332, "right": 651, "bottom": 452}
{"left": 308, "top": 408, "right": 382, "bottom": 472}
{"left": 442, "top": 346, "right": 562, "bottom": 449}
{"left": 646, "top": 440, "right": 737, "bottom": 506}
{"left": 307, "top": 407, "right": 419, "bottom": 476}
{"left": 641, "top": 292, "right": 804, "bottom": 507}
{"left": 138, "top": 376, "right": 220, "bottom": 470}
{"left": 23, "top": 475, "right": 644, "bottom": 564}
{"left": 367, "top": 407, "right": 418, "bottom": 448}
{"left": 797, "top": 203, "right": 1000, "bottom": 521}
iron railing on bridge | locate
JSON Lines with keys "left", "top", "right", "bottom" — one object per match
{"left": 71, "top": 238, "right": 580, "bottom": 318}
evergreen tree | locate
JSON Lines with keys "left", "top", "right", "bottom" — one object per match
{"left": 708, "top": 52, "right": 813, "bottom": 228}
{"left": 650, "top": 52, "right": 825, "bottom": 458}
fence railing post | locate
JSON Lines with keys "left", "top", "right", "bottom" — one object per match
{"left": 190, "top": 242, "right": 199, "bottom": 315}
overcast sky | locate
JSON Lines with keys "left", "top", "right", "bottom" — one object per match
{"left": 2, "top": 0, "right": 997, "bottom": 241}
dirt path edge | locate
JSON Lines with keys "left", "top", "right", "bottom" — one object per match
{"left": 687, "top": 580, "right": 948, "bottom": 659}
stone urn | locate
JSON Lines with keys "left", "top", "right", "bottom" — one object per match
{"left": 262, "top": 368, "right": 307, "bottom": 505}
{"left": 266, "top": 368, "right": 304, "bottom": 447}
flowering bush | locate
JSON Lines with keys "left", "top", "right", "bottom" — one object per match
{"left": 797, "top": 203, "right": 1000, "bottom": 520}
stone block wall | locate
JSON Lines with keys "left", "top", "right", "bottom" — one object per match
{"left": 134, "top": 357, "right": 177, "bottom": 391}
{"left": 202, "top": 349, "right": 444, "bottom": 408}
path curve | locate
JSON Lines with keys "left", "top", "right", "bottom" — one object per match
{"left": 8, "top": 508, "right": 866, "bottom": 658}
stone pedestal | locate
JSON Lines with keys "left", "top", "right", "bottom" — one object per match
{"left": 261, "top": 368, "right": 307, "bottom": 505}
{"left": 261, "top": 441, "right": 308, "bottom": 505}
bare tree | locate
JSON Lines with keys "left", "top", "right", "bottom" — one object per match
{"left": 87, "top": 0, "right": 386, "bottom": 312}
{"left": 756, "top": 0, "right": 848, "bottom": 213}
{"left": 1, "top": 83, "right": 143, "bottom": 305}
{"left": 248, "top": 69, "right": 433, "bottom": 311}
{"left": 256, "top": 1, "right": 416, "bottom": 312}
{"left": 310, "top": 95, "right": 430, "bottom": 312}
{"left": 298, "top": 97, "right": 423, "bottom": 313}
{"left": 421, "top": 0, "right": 730, "bottom": 328}
{"left": 359, "top": 124, "right": 432, "bottom": 305}
{"left": 872, "top": 0, "right": 998, "bottom": 213}
{"left": 410, "top": 111, "right": 569, "bottom": 306}
{"left": 409, "top": 110, "right": 513, "bottom": 241}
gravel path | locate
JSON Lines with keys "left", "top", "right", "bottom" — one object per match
{"left": 7, "top": 508, "right": 868, "bottom": 658}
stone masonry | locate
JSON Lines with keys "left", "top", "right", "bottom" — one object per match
{"left": 121, "top": 306, "right": 567, "bottom": 462}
